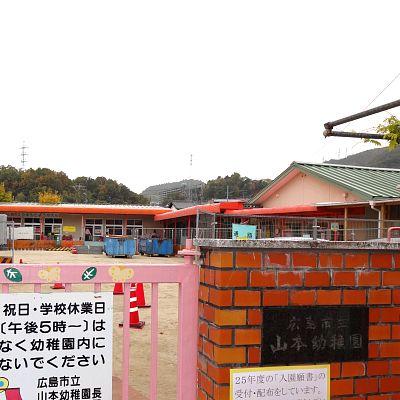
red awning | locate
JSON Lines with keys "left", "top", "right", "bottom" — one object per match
{"left": 154, "top": 204, "right": 221, "bottom": 221}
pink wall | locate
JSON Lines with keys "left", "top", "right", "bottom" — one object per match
{"left": 260, "top": 172, "right": 361, "bottom": 208}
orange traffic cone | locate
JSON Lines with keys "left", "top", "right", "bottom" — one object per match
{"left": 113, "top": 283, "right": 124, "bottom": 295}
{"left": 136, "top": 283, "right": 150, "bottom": 308}
{"left": 119, "top": 284, "right": 145, "bottom": 329}
{"left": 52, "top": 283, "right": 65, "bottom": 289}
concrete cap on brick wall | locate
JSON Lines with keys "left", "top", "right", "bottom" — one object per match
{"left": 194, "top": 239, "right": 400, "bottom": 251}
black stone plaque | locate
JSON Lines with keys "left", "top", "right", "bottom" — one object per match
{"left": 262, "top": 306, "right": 369, "bottom": 365}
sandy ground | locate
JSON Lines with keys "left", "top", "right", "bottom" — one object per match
{"left": 0, "top": 250, "right": 183, "bottom": 400}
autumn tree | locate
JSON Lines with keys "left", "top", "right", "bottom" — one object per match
{"left": 38, "top": 190, "right": 62, "bottom": 204}
{"left": 0, "top": 183, "right": 13, "bottom": 202}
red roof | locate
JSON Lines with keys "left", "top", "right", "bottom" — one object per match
{"left": 0, "top": 203, "right": 169, "bottom": 216}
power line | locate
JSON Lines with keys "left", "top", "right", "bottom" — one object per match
{"left": 365, "top": 71, "right": 400, "bottom": 110}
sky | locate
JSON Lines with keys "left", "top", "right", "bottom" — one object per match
{"left": 1, "top": 1, "right": 399, "bottom": 193}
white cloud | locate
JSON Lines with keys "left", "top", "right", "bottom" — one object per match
{"left": 0, "top": 0, "right": 399, "bottom": 192}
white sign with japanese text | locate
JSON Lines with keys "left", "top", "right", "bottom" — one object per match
{"left": 0, "top": 292, "right": 113, "bottom": 400}
{"left": 230, "top": 365, "right": 330, "bottom": 400}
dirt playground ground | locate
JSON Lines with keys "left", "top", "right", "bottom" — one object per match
{"left": 0, "top": 250, "right": 184, "bottom": 400}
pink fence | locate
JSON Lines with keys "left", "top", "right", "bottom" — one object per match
{"left": 0, "top": 245, "right": 199, "bottom": 400}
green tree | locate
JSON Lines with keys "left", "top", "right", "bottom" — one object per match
{"left": 203, "top": 173, "right": 270, "bottom": 201}
{"left": 365, "top": 116, "right": 400, "bottom": 149}
{"left": 377, "top": 116, "right": 400, "bottom": 149}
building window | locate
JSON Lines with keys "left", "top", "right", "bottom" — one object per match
{"left": 44, "top": 218, "right": 63, "bottom": 240}
{"left": 85, "top": 219, "right": 103, "bottom": 242}
{"left": 7, "top": 217, "right": 22, "bottom": 228}
{"left": 24, "top": 218, "right": 41, "bottom": 240}
{"left": 126, "top": 219, "right": 143, "bottom": 237}
{"left": 105, "top": 219, "right": 123, "bottom": 236}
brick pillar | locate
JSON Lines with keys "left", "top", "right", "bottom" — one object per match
{"left": 198, "top": 247, "right": 400, "bottom": 400}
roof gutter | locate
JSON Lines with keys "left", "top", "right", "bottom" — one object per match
{"left": 369, "top": 201, "right": 382, "bottom": 239}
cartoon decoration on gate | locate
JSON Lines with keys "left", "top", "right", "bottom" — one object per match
{"left": 108, "top": 266, "right": 134, "bottom": 282}
{"left": 38, "top": 266, "right": 61, "bottom": 283}
{"left": 0, "top": 378, "right": 23, "bottom": 400}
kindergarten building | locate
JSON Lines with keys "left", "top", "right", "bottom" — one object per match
{"left": 154, "top": 162, "right": 400, "bottom": 241}
{"left": 1, "top": 203, "right": 169, "bottom": 249}
{"left": 2, "top": 162, "right": 400, "bottom": 249}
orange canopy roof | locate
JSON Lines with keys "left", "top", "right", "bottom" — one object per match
{"left": 154, "top": 204, "right": 222, "bottom": 221}
{"left": 0, "top": 203, "right": 170, "bottom": 216}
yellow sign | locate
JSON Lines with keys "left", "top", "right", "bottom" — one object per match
{"left": 230, "top": 364, "right": 330, "bottom": 400}
{"left": 63, "top": 226, "right": 76, "bottom": 233}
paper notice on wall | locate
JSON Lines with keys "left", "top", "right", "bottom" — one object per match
{"left": 8, "top": 227, "right": 34, "bottom": 240}
{"left": 0, "top": 292, "right": 113, "bottom": 399}
{"left": 230, "top": 365, "right": 329, "bottom": 400}
{"left": 63, "top": 226, "right": 76, "bottom": 233}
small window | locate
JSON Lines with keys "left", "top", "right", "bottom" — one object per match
{"left": 86, "top": 219, "right": 94, "bottom": 224}
{"left": 25, "top": 218, "right": 40, "bottom": 224}
{"left": 7, "top": 217, "right": 21, "bottom": 223}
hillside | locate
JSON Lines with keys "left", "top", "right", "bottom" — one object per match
{"left": 142, "top": 174, "right": 271, "bottom": 205}
{"left": 327, "top": 146, "right": 400, "bottom": 169}
{"left": 141, "top": 179, "right": 204, "bottom": 196}
{"left": 0, "top": 166, "right": 149, "bottom": 205}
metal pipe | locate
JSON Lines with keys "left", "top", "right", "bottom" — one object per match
{"left": 323, "top": 130, "right": 386, "bottom": 140}
{"left": 369, "top": 202, "right": 382, "bottom": 239}
{"left": 10, "top": 221, "right": 15, "bottom": 263}
{"left": 324, "top": 99, "right": 400, "bottom": 130}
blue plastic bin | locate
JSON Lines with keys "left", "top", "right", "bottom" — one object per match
{"left": 144, "top": 238, "right": 173, "bottom": 256}
{"left": 138, "top": 238, "right": 147, "bottom": 255}
{"left": 104, "top": 236, "right": 136, "bottom": 257}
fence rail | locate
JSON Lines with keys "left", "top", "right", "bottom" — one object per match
{"left": 196, "top": 212, "right": 400, "bottom": 241}
{"left": 0, "top": 243, "right": 199, "bottom": 400}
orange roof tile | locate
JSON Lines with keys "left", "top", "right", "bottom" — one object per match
{"left": 0, "top": 203, "right": 169, "bottom": 216}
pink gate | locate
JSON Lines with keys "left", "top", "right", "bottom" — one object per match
{"left": 0, "top": 244, "right": 199, "bottom": 400}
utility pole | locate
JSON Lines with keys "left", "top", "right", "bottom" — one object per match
{"left": 20, "top": 141, "right": 28, "bottom": 170}
{"left": 188, "top": 154, "right": 193, "bottom": 201}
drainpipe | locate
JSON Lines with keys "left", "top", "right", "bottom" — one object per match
{"left": 369, "top": 201, "right": 381, "bottom": 239}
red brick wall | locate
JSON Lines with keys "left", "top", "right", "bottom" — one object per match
{"left": 198, "top": 248, "right": 400, "bottom": 400}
